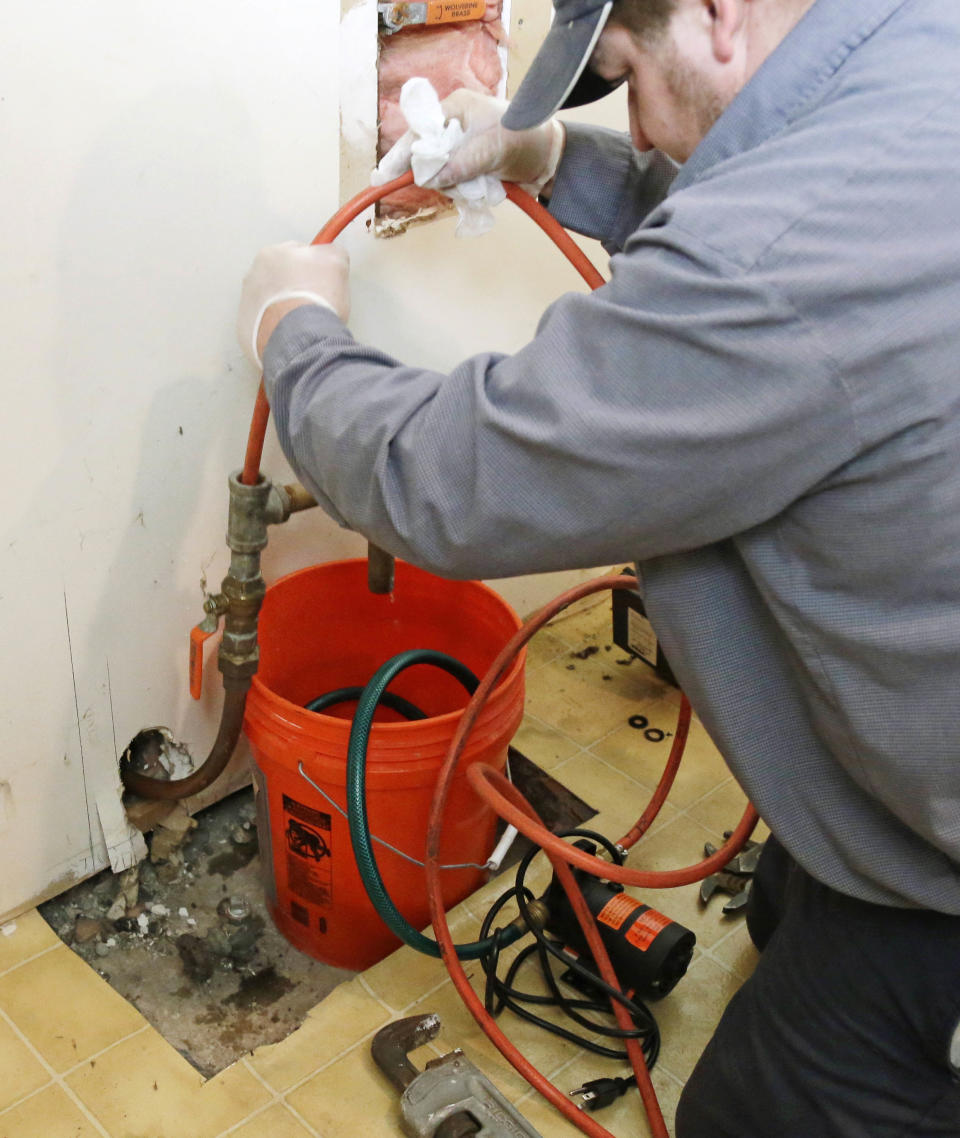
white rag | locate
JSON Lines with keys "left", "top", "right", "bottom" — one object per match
{"left": 372, "top": 77, "right": 505, "bottom": 237}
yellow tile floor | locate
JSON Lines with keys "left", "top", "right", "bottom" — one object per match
{"left": 0, "top": 587, "right": 764, "bottom": 1138}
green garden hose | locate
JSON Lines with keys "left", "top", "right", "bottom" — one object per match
{"left": 345, "top": 648, "right": 520, "bottom": 960}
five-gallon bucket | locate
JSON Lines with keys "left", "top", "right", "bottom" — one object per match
{"left": 243, "top": 558, "right": 525, "bottom": 970}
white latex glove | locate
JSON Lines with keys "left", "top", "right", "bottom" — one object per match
{"left": 237, "top": 242, "right": 349, "bottom": 368}
{"left": 374, "top": 87, "right": 565, "bottom": 196}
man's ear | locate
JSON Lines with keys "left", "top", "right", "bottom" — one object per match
{"left": 707, "top": 0, "right": 744, "bottom": 64}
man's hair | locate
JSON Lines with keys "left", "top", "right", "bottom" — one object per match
{"left": 609, "top": 0, "right": 676, "bottom": 42}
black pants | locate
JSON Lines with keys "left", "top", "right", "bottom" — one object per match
{"left": 676, "top": 837, "right": 960, "bottom": 1138}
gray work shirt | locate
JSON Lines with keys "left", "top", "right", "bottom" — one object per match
{"left": 264, "top": 0, "right": 960, "bottom": 912}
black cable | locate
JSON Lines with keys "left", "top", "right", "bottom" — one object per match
{"left": 305, "top": 675, "right": 658, "bottom": 1094}
{"left": 476, "top": 828, "right": 660, "bottom": 1073}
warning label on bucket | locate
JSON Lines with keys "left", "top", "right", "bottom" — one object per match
{"left": 283, "top": 794, "right": 333, "bottom": 907}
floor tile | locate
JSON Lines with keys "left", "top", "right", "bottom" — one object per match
{"left": 0, "top": 1015, "right": 50, "bottom": 1112}
{"left": 512, "top": 715, "right": 582, "bottom": 772}
{"left": 404, "top": 978, "right": 536, "bottom": 1103}
{"left": 524, "top": 653, "right": 665, "bottom": 749}
{"left": 0, "top": 1085, "right": 103, "bottom": 1138}
{"left": 0, "top": 946, "right": 147, "bottom": 1072}
{"left": 524, "top": 628, "right": 571, "bottom": 671}
{"left": 361, "top": 904, "right": 477, "bottom": 1011}
{"left": 224, "top": 1102, "right": 317, "bottom": 1137}
{"left": 685, "top": 780, "right": 769, "bottom": 846}
{"left": 66, "top": 1030, "right": 270, "bottom": 1138}
{"left": 406, "top": 962, "right": 596, "bottom": 1105}
{"left": 591, "top": 707, "right": 732, "bottom": 809}
{"left": 0, "top": 911, "right": 60, "bottom": 975}
{"left": 285, "top": 1043, "right": 425, "bottom": 1137}
{"left": 248, "top": 977, "right": 390, "bottom": 1093}
{"left": 543, "top": 592, "right": 622, "bottom": 650}
{"left": 650, "top": 955, "right": 744, "bottom": 1084}
{"left": 518, "top": 1057, "right": 683, "bottom": 1138}
{"left": 551, "top": 752, "right": 678, "bottom": 843}
{"left": 709, "top": 923, "right": 761, "bottom": 983}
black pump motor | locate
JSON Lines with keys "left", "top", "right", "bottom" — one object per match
{"left": 544, "top": 844, "right": 695, "bottom": 999}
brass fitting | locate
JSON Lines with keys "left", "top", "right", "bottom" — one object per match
{"left": 501, "top": 898, "right": 550, "bottom": 938}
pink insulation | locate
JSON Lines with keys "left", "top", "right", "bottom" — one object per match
{"left": 377, "top": 4, "right": 504, "bottom": 222}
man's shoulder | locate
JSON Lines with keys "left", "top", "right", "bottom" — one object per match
{"left": 629, "top": 0, "right": 960, "bottom": 278}
{"left": 637, "top": 90, "right": 960, "bottom": 287}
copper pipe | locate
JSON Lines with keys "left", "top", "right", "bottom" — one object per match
{"left": 120, "top": 685, "right": 248, "bottom": 800}
{"left": 367, "top": 542, "right": 395, "bottom": 594}
{"left": 282, "top": 482, "right": 318, "bottom": 513}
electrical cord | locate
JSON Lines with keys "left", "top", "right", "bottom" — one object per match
{"left": 426, "top": 573, "right": 759, "bottom": 1138}
{"left": 477, "top": 828, "right": 660, "bottom": 1070}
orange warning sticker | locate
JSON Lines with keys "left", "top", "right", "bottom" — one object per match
{"left": 625, "top": 908, "right": 672, "bottom": 951}
{"left": 596, "top": 892, "right": 643, "bottom": 931}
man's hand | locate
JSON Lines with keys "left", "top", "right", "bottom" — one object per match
{"left": 374, "top": 88, "right": 565, "bottom": 196}
{"left": 237, "top": 242, "right": 350, "bottom": 369}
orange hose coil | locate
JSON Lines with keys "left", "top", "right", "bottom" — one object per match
{"left": 241, "top": 172, "right": 759, "bottom": 1137}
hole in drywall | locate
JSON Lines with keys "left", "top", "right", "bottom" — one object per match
{"left": 120, "top": 726, "right": 196, "bottom": 782}
{"left": 375, "top": 2, "right": 507, "bottom": 234}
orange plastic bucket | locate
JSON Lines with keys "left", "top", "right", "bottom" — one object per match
{"left": 243, "top": 558, "right": 525, "bottom": 970}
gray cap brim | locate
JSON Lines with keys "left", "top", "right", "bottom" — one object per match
{"left": 502, "top": 0, "right": 613, "bottom": 131}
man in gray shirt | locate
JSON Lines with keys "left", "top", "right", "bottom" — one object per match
{"left": 238, "top": 0, "right": 960, "bottom": 1132}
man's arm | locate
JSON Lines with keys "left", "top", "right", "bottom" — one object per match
{"left": 548, "top": 124, "right": 679, "bottom": 252}
{"left": 262, "top": 222, "right": 854, "bottom": 581}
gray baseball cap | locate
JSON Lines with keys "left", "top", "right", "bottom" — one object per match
{"left": 501, "top": 0, "right": 622, "bottom": 131}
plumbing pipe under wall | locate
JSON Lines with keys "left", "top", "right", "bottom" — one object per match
{"left": 120, "top": 475, "right": 316, "bottom": 799}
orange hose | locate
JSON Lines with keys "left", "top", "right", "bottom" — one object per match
{"left": 241, "top": 385, "right": 271, "bottom": 487}
{"left": 239, "top": 171, "right": 605, "bottom": 485}
{"left": 470, "top": 761, "right": 759, "bottom": 889}
{"left": 425, "top": 575, "right": 758, "bottom": 1138}
{"left": 503, "top": 183, "right": 605, "bottom": 290}
{"left": 618, "top": 694, "right": 692, "bottom": 851}
{"left": 240, "top": 176, "right": 751, "bottom": 1135}
{"left": 432, "top": 777, "right": 669, "bottom": 1138}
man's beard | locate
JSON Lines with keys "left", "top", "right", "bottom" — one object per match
{"left": 663, "top": 41, "right": 727, "bottom": 146}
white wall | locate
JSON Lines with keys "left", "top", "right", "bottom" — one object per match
{"left": 0, "top": 0, "right": 624, "bottom": 920}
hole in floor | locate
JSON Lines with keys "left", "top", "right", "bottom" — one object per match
{"left": 39, "top": 751, "right": 594, "bottom": 1078}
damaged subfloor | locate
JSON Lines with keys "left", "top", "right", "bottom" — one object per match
{"left": 0, "top": 590, "right": 765, "bottom": 1137}
{"left": 36, "top": 754, "right": 593, "bottom": 1080}
{"left": 38, "top": 789, "right": 356, "bottom": 1079}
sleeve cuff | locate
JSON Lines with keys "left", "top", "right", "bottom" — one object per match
{"left": 261, "top": 303, "right": 348, "bottom": 403}
{"left": 548, "top": 123, "right": 640, "bottom": 243}
{"left": 548, "top": 124, "right": 679, "bottom": 253}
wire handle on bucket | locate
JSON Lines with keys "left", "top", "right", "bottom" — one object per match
{"left": 297, "top": 761, "right": 489, "bottom": 871}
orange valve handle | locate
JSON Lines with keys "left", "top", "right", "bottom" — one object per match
{"left": 189, "top": 622, "right": 218, "bottom": 701}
